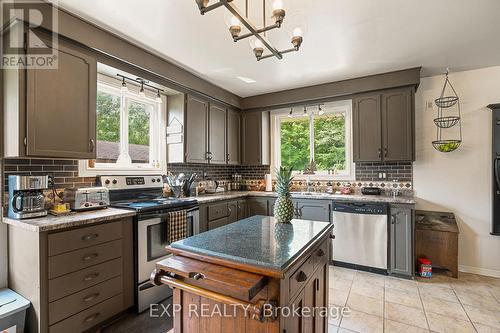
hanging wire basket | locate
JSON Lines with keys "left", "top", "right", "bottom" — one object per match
{"left": 433, "top": 116, "right": 461, "bottom": 128}
{"left": 432, "top": 139, "right": 462, "bottom": 153}
{"left": 435, "top": 70, "right": 459, "bottom": 108}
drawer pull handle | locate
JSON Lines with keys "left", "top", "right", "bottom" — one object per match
{"left": 83, "top": 273, "right": 99, "bottom": 281}
{"left": 82, "top": 233, "right": 98, "bottom": 241}
{"left": 83, "top": 293, "right": 100, "bottom": 302}
{"left": 82, "top": 253, "right": 99, "bottom": 262}
{"left": 188, "top": 272, "right": 205, "bottom": 280}
{"left": 330, "top": 234, "right": 336, "bottom": 240}
{"left": 296, "top": 271, "right": 308, "bottom": 282}
{"left": 84, "top": 312, "right": 100, "bottom": 323}
{"left": 317, "top": 249, "right": 325, "bottom": 257}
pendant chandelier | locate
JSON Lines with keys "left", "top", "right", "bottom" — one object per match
{"left": 195, "top": 0, "right": 305, "bottom": 61}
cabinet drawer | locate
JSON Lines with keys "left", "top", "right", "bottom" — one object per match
{"left": 208, "top": 202, "right": 228, "bottom": 221}
{"left": 48, "top": 239, "right": 122, "bottom": 279}
{"left": 289, "top": 255, "right": 314, "bottom": 299}
{"left": 312, "top": 239, "right": 329, "bottom": 269}
{"left": 49, "top": 276, "right": 123, "bottom": 325}
{"left": 208, "top": 217, "right": 229, "bottom": 231}
{"left": 49, "top": 258, "right": 122, "bottom": 302}
{"left": 48, "top": 221, "right": 123, "bottom": 256}
{"left": 49, "top": 293, "right": 123, "bottom": 333}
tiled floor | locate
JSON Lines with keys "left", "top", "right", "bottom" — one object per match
{"left": 328, "top": 266, "right": 500, "bottom": 333}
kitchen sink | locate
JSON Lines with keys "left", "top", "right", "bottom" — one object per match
{"left": 291, "top": 192, "right": 332, "bottom": 197}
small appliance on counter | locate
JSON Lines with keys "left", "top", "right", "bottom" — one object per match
{"left": 204, "top": 179, "right": 224, "bottom": 194}
{"left": 8, "top": 175, "right": 49, "bottom": 219}
{"left": 63, "top": 187, "right": 110, "bottom": 211}
{"left": 361, "top": 187, "right": 382, "bottom": 195}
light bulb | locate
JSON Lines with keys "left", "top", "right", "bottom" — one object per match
{"left": 287, "top": 108, "right": 293, "bottom": 118}
{"left": 318, "top": 106, "right": 324, "bottom": 116}
{"left": 138, "top": 83, "right": 145, "bottom": 97}
{"left": 272, "top": 0, "right": 284, "bottom": 11}
{"left": 292, "top": 27, "right": 303, "bottom": 38}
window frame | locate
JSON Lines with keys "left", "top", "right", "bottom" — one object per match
{"left": 78, "top": 74, "right": 167, "bottom": 176}
{"left": 271, "top": 99, "right": 355, "bottom": 181}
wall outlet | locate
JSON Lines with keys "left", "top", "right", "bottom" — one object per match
{"left": 378, "top": 171, "right": 387, "bottom": 180}
{"left": 426, "top": 101, "right": 434, "bottom": 110}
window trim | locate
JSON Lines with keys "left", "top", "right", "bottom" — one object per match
{"left": 78, "top": 74, "right": 167, "bottom": 177}
{"left": 271, "top": 99, "right": 355, "bottom": 181}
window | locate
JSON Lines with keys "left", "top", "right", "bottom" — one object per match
{"left": 79, "top": 73, "right": 167, "bottom": 176}
{"left": 272, "top": 100, "right": 354, "bottom": 180}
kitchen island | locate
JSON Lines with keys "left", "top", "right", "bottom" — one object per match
{"left": 151, "top": 215, "right": 334, "bottom": 333}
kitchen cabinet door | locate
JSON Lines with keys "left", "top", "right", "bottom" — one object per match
{"left": 185, "top": 95, "right": 208, "bottom": 163}
{"left": 296, "top": 199, "right": 331, "bottom": 222}
{"left": 241, "top": 111, "right": 270, "bottom": 165}
{"left": 237, "top": 200, "right": 247, "bottom": 219}
{"left": 246, "top": 198, "right": 268, "bottom": 216}
{"left": 227, "top": 201, "right": 238, "bottom": 224}
{"left": 382, "top": 88, "right": 414, "bottom": 161}
{"left": 208, "top": 217, "right": 229, "bottom": 231}
{"left": 26, "top": 37, "right": 97, "bottom": 158}
{"left": 226, "top": 109, "right": 240, "bottom": 165}
{"left": 389, "top": 205, "right": 413, "bottom": 277}
{"left": 286, "top": 290, "right": 305, "bottom": 333}
{"left": 353, "top": 94, "right": 382, "bottom": 162}
{"left": 208, "top": 104, "right": 226, "bottom": 164}
{"left": 268, "top": 198, "right": 276, "bottom": 217}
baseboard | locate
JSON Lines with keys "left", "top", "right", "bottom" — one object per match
{"left": 458, "top": 265, "right": 500, "bottom": 278}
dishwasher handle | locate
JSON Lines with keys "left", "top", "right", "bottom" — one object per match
{"left": 333, "top": 201, "right": 388, "bottom": 215}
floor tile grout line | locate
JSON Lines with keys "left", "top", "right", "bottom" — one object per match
{"left": 449, "top": 287, "right": 479, "bottom": 333}
{"left": 416, "top": 280, "right": 432, "bottom": 332}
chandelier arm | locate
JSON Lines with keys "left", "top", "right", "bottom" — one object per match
{"left": 224, "top": 1, "right": 283, "bottom": 59}
{"left": 233, "top": 23, "right": 280, "bottom": 41}
{"left": 199, "top": 0, "right": 226, "bottom": 14}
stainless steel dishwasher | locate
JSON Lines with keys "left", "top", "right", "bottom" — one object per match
{"left": 332, "top": 201, "right": 388, "bottom": 273}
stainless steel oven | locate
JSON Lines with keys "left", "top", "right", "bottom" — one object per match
{"left": 136, "top": 206, "right": 199, "bottom": 312}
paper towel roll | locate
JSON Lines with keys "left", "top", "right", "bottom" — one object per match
{"left": 265, "top": 174, "right": 273, "bottom": 192}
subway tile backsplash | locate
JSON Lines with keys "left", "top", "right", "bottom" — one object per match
{"left": 3, "top": 158, "right": 413, "bottom": 191}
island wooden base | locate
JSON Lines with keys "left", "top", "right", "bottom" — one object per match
{"left": 153, "top": 233, "right": 331, "bottom": 333}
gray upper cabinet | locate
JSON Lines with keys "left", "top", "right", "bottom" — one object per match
{"left": 353, "top": 94, "right": 382, "bottom": 162}
{"left": 208, "top": 104, "right": 226, "bottom": 164}
{"left": 4, "top": 34, "right": 97, "bottom": 159}
{"left": 226, "top": 109, "right": 240, "bottom": 165}
{"left": 389, "top": 205, "right": 414, "bottom": 277}
{"left": 353, "top": 87, "right": 415, "bottom": 162}
{"left": 185, "top": 95, "right": 209, "bottom": 163}
{"left": 241, "top": 111, "right": 270, "bottom": 165}
{"left": 382, "top": 88, "right": 414, "bottom": 161}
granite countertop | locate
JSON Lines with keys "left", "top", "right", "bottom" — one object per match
{"left": 170, "top": 215, "right": 333, "bottom": 275}
{"left": 2, "top": 208, "right": 136, "bottom": 232}
{"left": 195, "top": 191, "right": 416, "bottom": 205}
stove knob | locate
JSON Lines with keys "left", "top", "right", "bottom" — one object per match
{"left": 84, "top": 203, "right": 90, "bottom": 207}
{"left": 99, "top": 202, "right": 104, "bottom": 206}
{"left": 112, "top": 179, "right": 117, "bottom": 185}
{"left": 105, "top": 180, "right": 110, "bottom": 185}
{"left": 152, "top": 179, "right": 156, "bottom": 183}
{"left": 157, "top": 178, "right": 161, "bottom": 183}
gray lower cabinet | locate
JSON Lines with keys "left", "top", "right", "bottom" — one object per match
{"left": 389, "top": 204, "right": 414, "bottom": 277}
{"left": 8, "top": 218, "right": 134, "bottom": 333}
{"left": 294, "top": 199, "right": 331, "bottom": 222}
{"left": 202, "top": 199, "right": 248, "bottom": 231}
{"left": 246, "top": 197, "right": 269, "bottom": 216}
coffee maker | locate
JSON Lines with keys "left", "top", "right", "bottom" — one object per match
{"left": 8, "top": 175, "right": 49, "bottom": 219}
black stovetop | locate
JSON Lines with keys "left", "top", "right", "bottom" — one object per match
{"left": 111, "top": 197, "right": 198, "bottom": 213}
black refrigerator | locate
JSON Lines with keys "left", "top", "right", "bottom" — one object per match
{"left": 488, "top": 104, "right": 500, "bottom": 235}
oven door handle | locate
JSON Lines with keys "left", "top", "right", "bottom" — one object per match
{"left": 138, "top": 207, "right": 199, "bottom": 221}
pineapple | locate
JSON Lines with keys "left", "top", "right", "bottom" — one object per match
{"left": 273, "top": 166, "right": 295, "bottom": 223}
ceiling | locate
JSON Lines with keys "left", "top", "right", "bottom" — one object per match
{"left": 53, "top": 0, "right": 500, "bottom": 98}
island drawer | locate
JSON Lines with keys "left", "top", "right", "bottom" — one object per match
{"left": 312, "top": 239, "right": 329, "bottom": 269}
{"left": 49, "top": 293, "right": 123, "bottom": 333}
{"left": 49, "top": 276, "right": 123, "bottom": 325}
{"left": 48, "top": 221, "right": 123, "bottom": 256}
{"left": 156, "top": 255, "right": 267, "bottom": 301}
{"left": 48, "top": 239, "right": 122, "bottom": 279}
{"left": 208, "top": 202, "right": 228, "bottom": 221}
{"left": 49, "top": 258, "right": 122, "bottom": 302}
{"left": 289, "top": 255, "right": 314, "bottom": 299}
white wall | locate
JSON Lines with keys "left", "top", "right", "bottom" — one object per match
{"left": 414, "top": 66, "right": 500, "bottom": 277}
{"left": 0, "top": 221, "right": 6, "bottom": 288}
